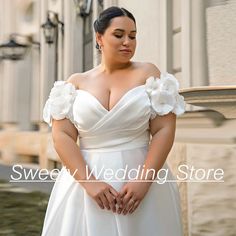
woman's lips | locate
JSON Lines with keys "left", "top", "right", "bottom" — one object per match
{"left": 120, "top": 49, "right": 132, "bottom": 53}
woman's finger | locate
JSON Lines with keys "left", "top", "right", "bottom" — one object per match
{"left": 104, "top": 189, "right": 117, "bottom": 213}
{"left": 109, "top": 187, "right": 119, "bottom": 198}
{"left": 119, "top": 187, "right": 127, "bottom": 199}
{"left": 116, "top": 194, "right": 122, "bottom": 209}
{"left": 99, "top": 193, "right": 110, "bottom": 210}
{"left": 129, "top": 200, "right": 140, "bottom": 214}
{"left": 121, "top": 192, "right": 132, "bottom": 207}
{"left": 96, "top": 196, "right": 105, "bottom": 210}
{"left": 122, "top": 197, "right": 136, "bottom": 215}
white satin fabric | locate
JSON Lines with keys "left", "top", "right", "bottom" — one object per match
{"left": 41, "top": 73, "right": 185, "bottom": 236}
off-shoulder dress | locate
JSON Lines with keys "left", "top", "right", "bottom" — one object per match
{"left": 41, "top": 73, "right": 186, "bottom": 236}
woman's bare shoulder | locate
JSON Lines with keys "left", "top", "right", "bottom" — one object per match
{"left": 142, "top": 62, "right": 161, "bottom": 78}
{"left": 133, "top": 61, "right": 161, "bottom": 80}
{"left": 66, "top": 71, "right": 90, "bottom": 89}
{"left": 66, "top": 67, "right": 99, "bottom": 89}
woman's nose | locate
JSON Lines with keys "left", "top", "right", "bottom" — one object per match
{"left": 122, "top": 36, "right": 131, "bottom": 45}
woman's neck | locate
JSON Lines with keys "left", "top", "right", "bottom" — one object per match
{"left": 99, "top": 59, "right": 132, "bottom": 74}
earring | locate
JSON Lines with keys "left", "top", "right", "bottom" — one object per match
{"left": 98, "top": 44, "right": 102, "bottom": 51}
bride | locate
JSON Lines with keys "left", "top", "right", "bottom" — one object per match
{"left": 41, "top": 6, "right": 185, "bottom": 236}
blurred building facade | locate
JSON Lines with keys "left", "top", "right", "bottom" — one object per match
{"left": 0, "top": 0, "right": 236, "bottom": 235}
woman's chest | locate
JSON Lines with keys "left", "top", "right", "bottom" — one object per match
{"left": 72, "top": 87, "right": 151, "bottom": 132}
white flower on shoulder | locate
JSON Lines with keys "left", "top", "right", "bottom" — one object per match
{"left": 49, "top": 81, "right": 76, "bottom": 98}
{"left": 43, "top": 81, "right": 77, "bottom": 126}
{"left": 145, "top": 73, "right": 186, "bottom": 117}
{"left": 145, "top": 76, "right": 158, "bottom": 94}
{"left": 160, "top": 73, "right": 179, "bottom": 93}
{"left": 173, "top": 93, "right": 185, "bottom": 115}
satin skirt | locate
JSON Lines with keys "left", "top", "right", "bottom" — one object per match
{"left": 41, "top": 145, "right": 183, "bottom": 236}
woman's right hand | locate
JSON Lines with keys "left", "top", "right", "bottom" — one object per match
{"left": 81, "top": 181, "right": 120, "bottom": 213}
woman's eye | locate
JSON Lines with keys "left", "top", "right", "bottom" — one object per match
{"left": 114, "top": 35, "right": 136, "bottom": 39}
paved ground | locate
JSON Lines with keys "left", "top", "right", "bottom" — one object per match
{"left": 0, "top": 164, "right": 52, "bottom": 235}
{"left": 0, "top": 179, "right": 49, "bottom": 235}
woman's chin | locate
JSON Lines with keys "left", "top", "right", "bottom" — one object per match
{"left": 117, "top": 56, "right": 133, "bottom": 63}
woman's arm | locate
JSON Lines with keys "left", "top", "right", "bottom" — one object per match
{"left": 137, "top": 62, "right": 177, "bottom": 179}
{"left": 51, "top": 118, "right": 93, "bottom": 182}
{"left": 50, "top": 74, "right": 94, "bottom": 182}
{"left": 140, "top": 112, "right": 176, "bottom": 180}
{"left": 117, "top": 113, "right": 176, "bottom": 215}
{"left": 51, "top": 118, "right": 119, "bottom": 212}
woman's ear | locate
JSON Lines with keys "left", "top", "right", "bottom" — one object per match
{"left": 96, "top": 32, "right": 103, "bottom": 47}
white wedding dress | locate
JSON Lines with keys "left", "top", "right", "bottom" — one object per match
{"left": 41, "top": 72, "right": 186, "bottom": 236}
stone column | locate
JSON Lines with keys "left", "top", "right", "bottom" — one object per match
{"left": 191, "top": 0, "right": 209, "bottom": 86}
{"left": 1, "top": 1, "right": 18, "bottom": 125}
{"left": 206, "top": 0, "right": 236, "bottom": 85}
{"left": 16, "top": 55, "right": 32, "bottom": 130}
{"left": 0, "top": 0, "right": 4, "bottom": 125}
{"left": 93, "top": 0, "right": 101, "bottom": 67}
{"left": 64, "top": 0, "right": 83, "bottom": 79}
{"left": 159, "top": 0, "right": 173, "bottom": 73}
{"left": 40, "top": 0, "right": 59, "bottom": 123}
{"left": 181, "top": 0, "right": 192, "bottom": 89}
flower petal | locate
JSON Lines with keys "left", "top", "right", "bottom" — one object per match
{"left": 43, "top": 81, "right": 77, "bottom": 127}
{"left": 145, "top": 73, "right": 186, "bottom": 119}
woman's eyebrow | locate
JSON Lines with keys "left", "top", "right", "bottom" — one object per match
{"left": 113, "top": 29, "right": 136, "bottom": 33}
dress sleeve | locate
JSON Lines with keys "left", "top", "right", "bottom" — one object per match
{"left": 43, "top": 81, "right": 77, "bottom": 127}
{"left": 145, "top": 72, "right": 186, "bottom": 119}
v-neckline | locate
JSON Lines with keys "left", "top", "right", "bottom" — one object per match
{"left": 76, "top": 84, "right": 145, "bottom": 113}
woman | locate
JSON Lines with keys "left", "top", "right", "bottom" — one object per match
{"left": 41, "top": 6, "right": 185, "bottom": 236}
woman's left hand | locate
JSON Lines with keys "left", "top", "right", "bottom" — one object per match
{"left": 117, "top": 181, "right": 152, "bottom": 215}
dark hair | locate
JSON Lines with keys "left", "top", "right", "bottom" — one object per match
{"left": 93, "top": 6, "right": 136, "bottom": 50}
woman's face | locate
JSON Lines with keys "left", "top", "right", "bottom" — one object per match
{"left": 96, "top": 16, "right": 137, "bottom": 63}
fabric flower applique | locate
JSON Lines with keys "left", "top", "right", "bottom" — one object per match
{"left": 43, "top": 81, "right": 77, "bottom": 127}
{"left": 145, "top": 72, "right": 186, "bottom": 119}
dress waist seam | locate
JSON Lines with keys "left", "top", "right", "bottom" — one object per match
{"left": 80, "top": 142, "right": 149, "bottom": 153}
